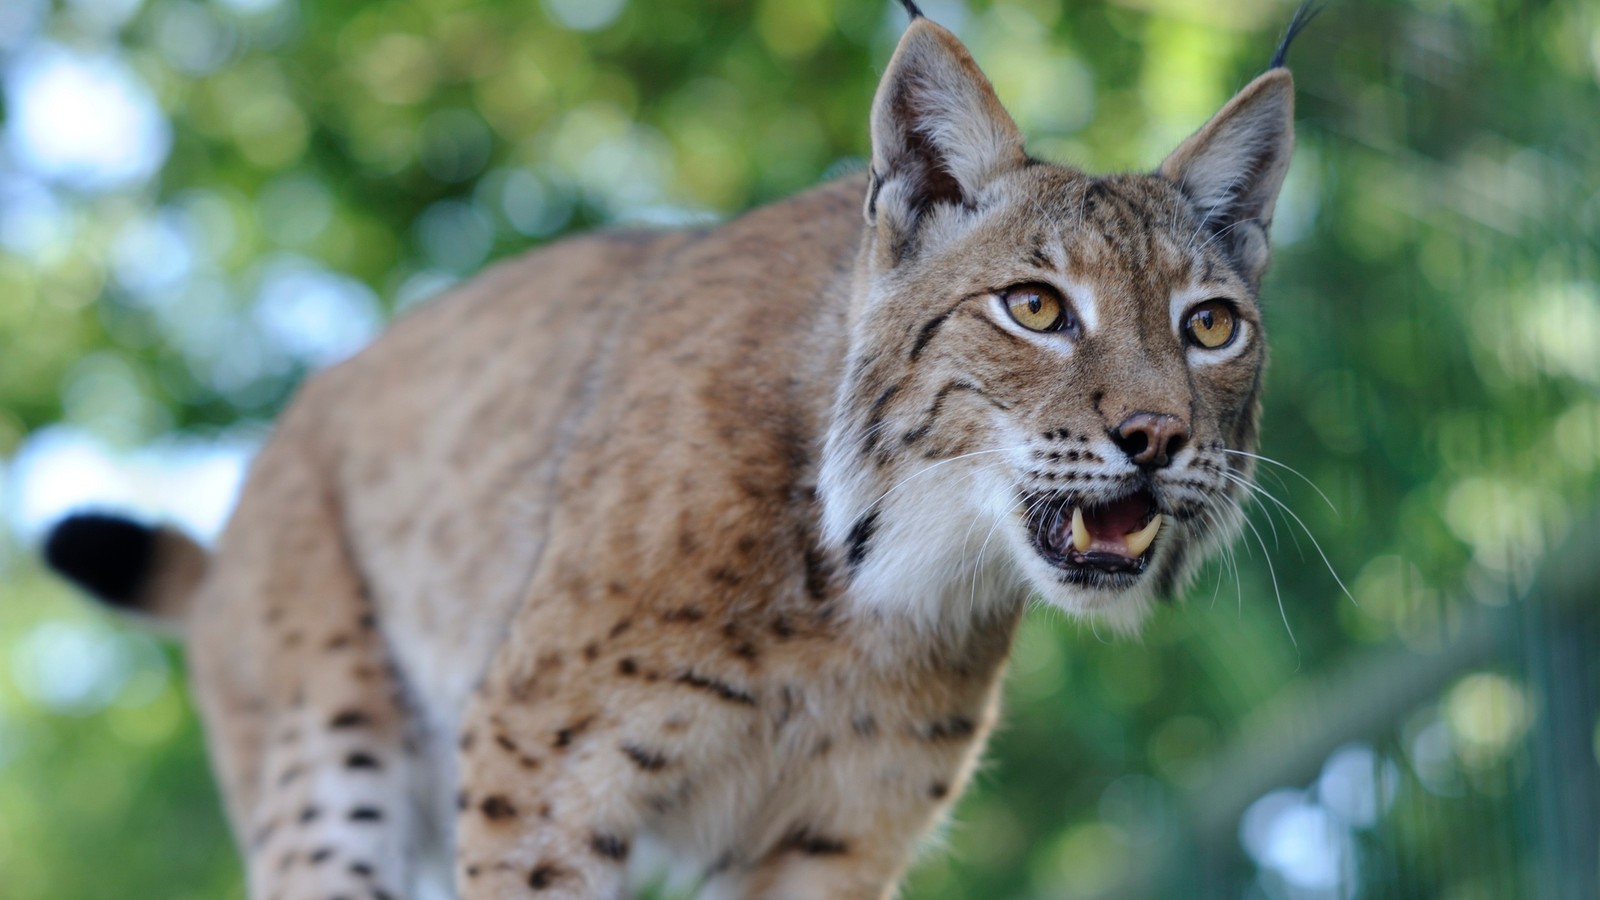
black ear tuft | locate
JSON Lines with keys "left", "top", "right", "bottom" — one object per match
{"left": 44, "top": 512, "right": 158, "bottom": 608}
{"left": 1269, "top": 0, "right": 1326, "bottom": 70}
{"left": 896, "top": 0, "right": 925, "bottom": 21}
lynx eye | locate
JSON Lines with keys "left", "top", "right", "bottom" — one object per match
{"left": 1185, "top": 300, "right": 1237, "bottom": 349}
{"left": 1004, "top": 285, "right": 1071, "bottom": 333}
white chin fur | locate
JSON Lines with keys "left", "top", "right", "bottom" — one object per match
{"left": 825, "top": 463, "right": 1028, "bottom": 633}
{"left": 1013, "top": 536, "right": 1163, "bottom": 638}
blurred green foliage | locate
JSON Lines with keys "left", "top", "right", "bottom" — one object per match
{"left": 1, "top": 0, "right": 1597, "bottom": 897}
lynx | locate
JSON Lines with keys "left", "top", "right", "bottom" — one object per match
{"left": 45, "top": 3, "right": 1314, "bottom": 897}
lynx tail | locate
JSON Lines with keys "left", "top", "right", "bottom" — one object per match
{"left": 44, "top": 512, "right": 208, "bottom": 625}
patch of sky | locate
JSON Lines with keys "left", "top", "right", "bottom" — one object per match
{"left": 5, "top": 424, "right": 259, "bottom": 543}
{"left": 0, "top": 171, "right": 73, "bottom": 260}
{"left": 542, "top": 0, "right": 627, "bottom": 33}
{"left": 3, "top": 41, "right": 170, "bottom": 191}
{"left": 1235, "top": 745, "right": 1410, "bottom": 896}
{"left": 0, "top": 0, "right": 46, "bottom": 54}
{"left": 251, "top": 254, "right": 384, "bottom": 368}
{"left": 1316, "top": 743, "right": 1401, "bottom": 829}
{"left": 110, "top": 208, "right": 197, "bottom": 297}
{"left": 8, "top": 619, "right": 169, "bottom": 717}
{"left": 1241, "top": 787, "right": 1360, "bottom": 899}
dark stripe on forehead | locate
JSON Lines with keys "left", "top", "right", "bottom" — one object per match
{"left": 1084, "top": 182, "right": 1134, "bottom": 261}
{"left": 909, "top": 294, "right": 970, "bottom": 361}
{"left": 1029, "top": 239, "right": 1055, "bottom": 271}
{"left": 910, "top": 312, "right": 951, "bottom": 361}
{"left": 1088, "top": 180, "right": 1165, "bottom": 265}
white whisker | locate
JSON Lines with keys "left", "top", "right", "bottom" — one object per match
{"left": 851, "top": 445, "right": 1029, "bottom": 530}
{"left": 1219, "top": 447, "right": 1339, "bottom": 516}
{"left": 1219, "top": 469, "right": 1354, "bottom": 606}
{"left": 1240, "top": 513, "right": 1297, "bottom": 656}
{"left": 1197, "top": 506, "right": 1243, "bottom": 614}
{"left": 1229, "top": 472, "right": 1283, "bottom": 551}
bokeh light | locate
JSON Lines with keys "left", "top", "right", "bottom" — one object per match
{"left": 4, "top": 43, "right": 170, "bottom": 190}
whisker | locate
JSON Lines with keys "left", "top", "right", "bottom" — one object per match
{"left": 1088, "top": 613, "right": 1110, "bottom": 645}
{"left": 1221, "top": 471, "right": 1300, "bottom": 557}
{"left": 1197, "top": 506, "right": 1244, "bottom": 614}
{"left": 848, "top": 444, "right": 1030, "bottom": 531}
{"left": 1231, "top": 474, "right": 1284, "bottom": 551}
{"left": 1240, "top": 513, "right": 1298, "bottom": 658}
{"left": 956, "top": 465, "right": 1029, "bottom": 593}
{"left": 969, "top": 491, "right": 1051, "bottom": 612}
{"left": 956, "top": 464, "right": 1027, "bottom": 551}
{"left": 1219, "top": 470, "right": 1354, "bottom": 606}
{"left": 1219, "top": 448, "right": 1339, "bottom": 516}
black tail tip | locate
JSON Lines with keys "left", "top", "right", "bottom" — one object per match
{"left": 43, "top": 512, "right": 157, "bottom": 608}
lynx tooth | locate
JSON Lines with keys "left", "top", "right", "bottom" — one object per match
{"left": 1125, "top": 515, "right": 1163, "bottom": 557}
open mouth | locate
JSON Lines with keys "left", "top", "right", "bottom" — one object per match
{"left": 1027, "top": 489, "right": 1163, "bottom": 582}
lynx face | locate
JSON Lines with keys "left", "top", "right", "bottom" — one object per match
{"left": 822, "top": 19, "right": 1293, "bottom": 633}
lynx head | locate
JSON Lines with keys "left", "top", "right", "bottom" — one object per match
{"left": 820, "top": 11, "right": 1298, "bottom": 634}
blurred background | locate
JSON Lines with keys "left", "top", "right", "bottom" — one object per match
{"left": 1, "top": 0, "right": 1596, "bottom": 897}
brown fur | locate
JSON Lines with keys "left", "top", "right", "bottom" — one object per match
{"left": 60, "top": 16, "right": 1299, "bottom": 900}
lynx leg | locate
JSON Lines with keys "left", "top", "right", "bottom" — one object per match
{"left": 188, "top": 434, "right": 420, "bottom": 900}
{"left": 452, "top": 624, "right": 769, "bottom": 900}
{"left": 738, "top": 853, "right": 902, "bottom": 900}
{"left": 724, "top": 777, "right": 957, "bottom": 899}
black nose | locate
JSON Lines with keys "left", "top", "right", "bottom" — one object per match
{"left": 1112, "top": 413, "right": 1190, "bottom": 469}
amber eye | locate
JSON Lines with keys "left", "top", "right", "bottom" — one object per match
{"left": 1185, "top": 300, "right": 1238, "bottom": 349}
{"left": 1004, "top": 285, "right": 1070, "bottom": 333}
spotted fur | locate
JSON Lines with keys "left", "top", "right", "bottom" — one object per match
{"left": 45, "top": 11, "right": 1305, "bottom": 900}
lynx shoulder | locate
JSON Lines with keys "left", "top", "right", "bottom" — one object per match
{"left": 45, "top": 4, "right": 1314, "bottom": 897}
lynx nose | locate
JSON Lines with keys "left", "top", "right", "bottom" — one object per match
{"left": 1112, "top": 413, "right": 1190, "bottom": 469}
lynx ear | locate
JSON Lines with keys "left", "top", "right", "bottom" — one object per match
{"left": 1161, "top": 69, "right": 1295, "bottom": 283}
{"left": 866, "top": 19, "right": 1025, "bottom": 251}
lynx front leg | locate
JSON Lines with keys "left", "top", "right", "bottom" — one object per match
{"left": 453, "top": 629, "right": 763, "bottom": 900}
{"left": 723, "top": 702, "right": 998, "bottom": 900}
{"left": 730, "top": 790, "right": 948, "bottom": 900}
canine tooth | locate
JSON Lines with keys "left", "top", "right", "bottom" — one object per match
{"left": 1070, "top": 507, "right": 1091, "bottom": 552}
{"left": 1125, "top": 515, "right": 1162, "bottom": 557}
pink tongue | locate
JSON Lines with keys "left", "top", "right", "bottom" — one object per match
{"left": 1084, "top": 495, "right": 1150, "bottom": 540}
